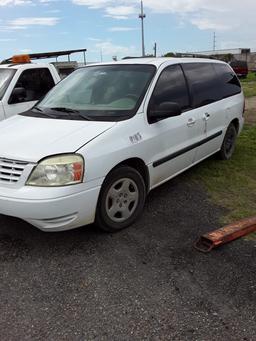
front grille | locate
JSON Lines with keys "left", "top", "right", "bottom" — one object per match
{"left": 0, "top": 158, "right": 28, "bottom": 183}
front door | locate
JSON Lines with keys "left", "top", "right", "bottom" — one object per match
{"left": 145, "top": 64, "right": 200, "bottom": 188}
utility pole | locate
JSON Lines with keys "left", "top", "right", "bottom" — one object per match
{"left": 139, "top": 0, "right": 146, "bottom": 57}
{"left": 213, "top": 31, "right": 216, "bottom": 52}
{"left": 153, "top": 42, "right": 157, "bottom": 57}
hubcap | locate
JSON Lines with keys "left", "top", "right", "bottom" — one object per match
{"left": 105, "top": 178, "right": 139, "bottom": 223}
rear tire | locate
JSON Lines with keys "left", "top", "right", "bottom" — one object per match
{"left": 219, "top": 123, "right": 237, "bottom": 160}
{"left": 95, "top": 166, "right": 146, "bottom": 232}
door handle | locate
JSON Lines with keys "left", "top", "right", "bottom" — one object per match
{"left": 187, "top": 118, "right": 196, "bottom": 127}
{"left": 204, "top": 112, "right": 210, "bottom": 121}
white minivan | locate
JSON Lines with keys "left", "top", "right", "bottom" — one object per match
{"left": 0, "top": 58, "right": 244, "bottom": 232}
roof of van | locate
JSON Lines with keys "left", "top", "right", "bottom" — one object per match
{"left": 87, "top": 57, "right": 226, "bottom": 68}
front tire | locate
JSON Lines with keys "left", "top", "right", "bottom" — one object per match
{"left": 219, "top": 123, "right": 237, "bottom": 160}
{"left": 95, "top": 166, "right": 146, "bottom": 232}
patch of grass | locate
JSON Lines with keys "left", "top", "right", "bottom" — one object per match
{"left": 188, "top": 124, "right": 256, "bottom": 239}
{"left": 241, "top": 72, "right": 256, "bottom": 97}
{"left": 242, "top": 82, "right": 256, "bottom": 98}
{"left": 241, "top": 72, "right": 256, "bottom": 82}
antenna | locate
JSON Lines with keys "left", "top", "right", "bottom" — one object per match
{"left": 139, "top": 0, "right": 146, "bottom": 57}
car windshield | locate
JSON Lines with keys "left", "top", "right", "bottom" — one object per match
{"left": 27, "top": 64, "right": 156, "bottom": 121}
{"left": 0, "top": 69, "right": 16, "bottom": 100}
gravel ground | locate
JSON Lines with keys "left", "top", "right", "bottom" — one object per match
{"left": 0, "top": 176, "right": 255, "bottom": 341}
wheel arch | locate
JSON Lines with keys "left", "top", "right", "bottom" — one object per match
{"left": 109, "top": 158, "right": 150, "bottom": 193}
{"left": 95, "top": 158, "right": 149, "bottom": 232}
{"left": 230, "top": 118, "right": 239, "bottom": 133}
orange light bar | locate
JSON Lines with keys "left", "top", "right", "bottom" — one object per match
{"left": 11, "top": 54, "right": 31, "bottom": 64}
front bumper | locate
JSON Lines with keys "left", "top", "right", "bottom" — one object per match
{"left": 0, "top": 184, "right": 101, "bottom": 232}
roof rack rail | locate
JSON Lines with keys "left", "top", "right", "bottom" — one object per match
{"left": 122, "top": 54, "right": 217, "bottom": 60}
{"left": 171, "top": 52, "right": 217, "bottom": 59}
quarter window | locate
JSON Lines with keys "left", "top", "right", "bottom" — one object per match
{"left": 182, "top": 63, "right": 221, "bottom": 108}
{"left": 150, "top": 64, "right": 190, "bottom": 112}
{"left": 213, "top": 63, "right": 241, "bottom": 98}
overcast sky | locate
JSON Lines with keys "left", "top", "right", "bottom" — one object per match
{"left": 0, "top": 0, "right": 255, "bottom": 62}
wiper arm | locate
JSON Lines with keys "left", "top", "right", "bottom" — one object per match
{"left": 50, "top": 107, "right": 92, "bottom": 121}
{"left": 75, "top": 112, "right": 92, "bottom": 121}
{"left": 32, "top": 106, "right": 57, "bottom": 118}
{"left": 50, "top": 107, "right": 79, "bottom": 113}
{"left": 33, "top": 106, "right": 43, "bottom": 112}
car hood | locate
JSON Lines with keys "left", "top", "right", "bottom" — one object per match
{"left": 0, "top": 115, "right": 116, "bottom": 162}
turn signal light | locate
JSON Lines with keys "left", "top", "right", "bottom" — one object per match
{"left": 73, "top": 162, "right": 83, "bottom": 181}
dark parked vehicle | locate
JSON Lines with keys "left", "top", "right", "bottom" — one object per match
{"left": 229, "top": 60, "right": 248, "bottom": 78}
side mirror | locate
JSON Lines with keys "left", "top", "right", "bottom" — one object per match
{"left": 9, "top": 87, "right": 26, "bottom": 104}
{"left": 148, "top": 101, "right": 182, "bottom": 123}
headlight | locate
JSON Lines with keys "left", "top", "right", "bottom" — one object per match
{"left": 26, "top": 154, "right": 84, "bottom": 187}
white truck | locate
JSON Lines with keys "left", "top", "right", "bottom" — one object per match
{"left": 0, "top": 58, "right": 60, "bottom": 121}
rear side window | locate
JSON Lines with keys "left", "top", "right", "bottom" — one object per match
{"left": 182, "top": 63, "right": 221, "bottom": 108}
{"left": 213, "top": 63, "right": 241, "bottom": 98}
{"left": 150, "top": 64, "right": 190, "bottom": 112}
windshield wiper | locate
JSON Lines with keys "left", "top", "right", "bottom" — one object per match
{"left": 50, "top": 107, "right": 79, "bottom": 113}
{"left": 50, "top": 107, "right": 92, "bottom": 121}
{"left": 32, "top": 106, "right": 58, "bottom": 118}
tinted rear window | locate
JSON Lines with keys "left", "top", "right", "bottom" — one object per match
{"left": 182, "top": 63, "right": 221, "bottom": 108}
{"left": 213, "top": 63, "right": 241, "bottom": 98}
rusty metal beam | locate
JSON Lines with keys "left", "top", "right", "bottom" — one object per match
{"left": 194, "top": 216, "right": 256, "bottom": 253}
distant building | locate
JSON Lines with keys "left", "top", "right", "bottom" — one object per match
{"left": 193, "top": 48, "right": 256, "bottom": 70}
{"left": 193, "top": 48, "right": 250, "bottom": 55}
{"left": 52, "top": 61, "right": 78, "bottom": 79}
